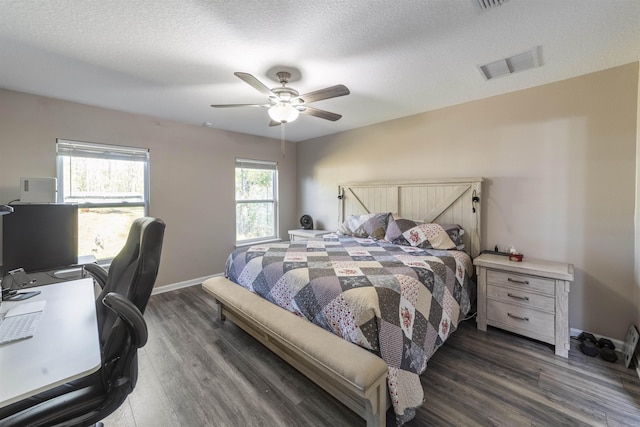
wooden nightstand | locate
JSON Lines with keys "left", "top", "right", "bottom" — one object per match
{"left": 473, "top": 253, "right": 574, "bottom": 358}
{"left": 288, "top": 229, "right": 332, "bottom": 241}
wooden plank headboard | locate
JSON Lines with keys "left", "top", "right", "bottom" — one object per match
{"left": 339, "top": 178, "right": 483, "bottom": 258}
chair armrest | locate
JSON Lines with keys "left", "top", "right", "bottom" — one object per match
{"left": 102, "top": 292, "right": 148, "bottom": 348}
{"left": 83, "top": 263, "right": 108, "bottom": 289}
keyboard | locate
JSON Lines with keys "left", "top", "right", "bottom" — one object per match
{"left": 0, "top": 311, "right": 43, "bottom": 345}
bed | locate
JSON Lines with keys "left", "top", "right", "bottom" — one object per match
{"left": 210, "top": 178, "right": 482, "bottom": 425}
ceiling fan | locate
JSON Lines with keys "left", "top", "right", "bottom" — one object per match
{"left": 211, "top": 71, "right": 350, "bottom": 126}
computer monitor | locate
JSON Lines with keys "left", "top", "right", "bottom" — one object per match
{"left": 2, "top": 204, "right": 78, "bottom": 275}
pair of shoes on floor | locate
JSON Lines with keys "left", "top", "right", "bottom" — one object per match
{"left": 577, "top": 332, "right": 618, "bottom": 362}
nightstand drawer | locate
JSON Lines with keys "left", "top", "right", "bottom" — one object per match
{"left": 487, "top": 284, "right": 555, "bottom": 312}
{"left": 487, "top": 270, "right": 555, "bottom": 296}
{"left": 487, "top": 299, "right": 554, "bottom": 341}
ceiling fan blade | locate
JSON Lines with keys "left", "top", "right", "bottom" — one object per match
{"left": 268, "top": 120, "right": 281, "bottom": 127}
{"left": 211, "top": 103, "right": 268, "bottom": 108}
{"left": 293, "top": 84, "right": 350, "bottom": 104}
{"left": 234, "top": 72, "right": 277, "bottom": 98}
{"left": 299, "top": 106, "right": 342, "bottom": 121}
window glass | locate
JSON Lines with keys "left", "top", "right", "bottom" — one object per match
{"left": 235, "top": 159, "right": 277, "bottom": 244}
{"left": 76, "top": 206, "right": 145, "bottom": 258}
{"left": 57, "top": 140, "right": 149, "bottom": 260}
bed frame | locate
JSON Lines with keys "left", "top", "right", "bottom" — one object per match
{"left": 204, "top": 178, "right": 483, "bottom": 427}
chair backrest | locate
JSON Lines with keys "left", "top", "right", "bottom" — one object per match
{"left": 97, "top": 217, "right": 165, "bottom": 378}
{"left": 96, "top": 217, "right": 164, "bottom": 324}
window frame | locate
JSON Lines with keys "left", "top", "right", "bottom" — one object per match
{"left": 56, "top": 139, "right": 150, "bottom": 259}
{"left": 235, "top": 158, "right": 279, "bottom": 246}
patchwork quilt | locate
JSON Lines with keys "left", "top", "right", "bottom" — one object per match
{"left": 225, "top": 234, "right": 474, "bottom": 425}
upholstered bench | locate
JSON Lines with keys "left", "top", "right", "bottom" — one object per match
{"left": 202, "top": 276, "right": 389, "bottom": 427}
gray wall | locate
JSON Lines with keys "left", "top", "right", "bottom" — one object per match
{"left": 297, "top": 63, "right": 640, "bottom": 341}
{"left": 0, "top": 88, "right": 297, "bottom": 287}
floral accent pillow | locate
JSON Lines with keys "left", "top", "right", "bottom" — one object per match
{"left": 337, "top": 212, "right": 391, "bottom": 240}
{"left": 385, "top": 219, "right": 465, "bottom": 250}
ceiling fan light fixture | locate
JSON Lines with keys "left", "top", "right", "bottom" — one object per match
{"left": 211, "top": 71, "right": 349, "bottom": 126}
{"left": 268, "top": 103, "right": 299, "bottom": 123}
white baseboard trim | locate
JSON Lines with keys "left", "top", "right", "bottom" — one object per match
{"left": 151, "top": 273, "right": 223, "bottom": 295}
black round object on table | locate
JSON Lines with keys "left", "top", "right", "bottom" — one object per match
{"left": 300, "top": 215, "right": 313, "bottom": 230}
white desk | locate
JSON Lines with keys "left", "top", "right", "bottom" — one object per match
{"left": 0, "top": 278, "right": 101, "bottom": 408}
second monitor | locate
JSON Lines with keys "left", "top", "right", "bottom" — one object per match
{"left": 2, "top": 204, "right": 78, "bottom": 275}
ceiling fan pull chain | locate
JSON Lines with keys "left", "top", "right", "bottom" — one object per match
{"left": 280, "top": 122, "right": 286, "bottom": 158}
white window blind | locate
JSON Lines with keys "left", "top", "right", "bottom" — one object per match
{"left": 56, "top": 140, "right": 149, "bottom": 162}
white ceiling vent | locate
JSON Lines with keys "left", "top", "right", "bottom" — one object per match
{"left": 479, "top": 46, "right": 542, "bottom": 80}
{"left": 476, "top": 0, "right": 510, "bottom": 11}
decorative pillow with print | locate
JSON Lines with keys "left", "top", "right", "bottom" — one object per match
{"left": 385, "top": 218, "right": 465, "bottom": 250}
{"left": 337, "top": 212, "right": 391, "bottom": 240}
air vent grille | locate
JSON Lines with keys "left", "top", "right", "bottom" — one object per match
{"left": 479, "top": 46, "right": 542, "bottom": 80}
{"left": 476, "top": 0, "right": 509, "bottom": 10}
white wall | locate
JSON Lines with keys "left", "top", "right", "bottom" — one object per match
{"left": 297, "top": 63, "right": 639, "bottom": 340}
{"left": 0, "top": 89, "right": 297, "bottom": 288}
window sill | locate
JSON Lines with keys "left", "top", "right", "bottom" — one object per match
{"left": 235, "top": 238, "right": 282, "bottom": 249}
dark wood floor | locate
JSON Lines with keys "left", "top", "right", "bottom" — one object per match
{"left": 104, "top": 286, "right": 640, "bottom": 426}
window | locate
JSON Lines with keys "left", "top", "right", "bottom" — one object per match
{"left": 235, "top": 159, "right": 278, "bottom": 244}
{"left": 56, "top": 140, "right": 149, "bottom": 260}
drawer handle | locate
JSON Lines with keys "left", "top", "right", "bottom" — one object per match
{"left": 507, "top": 293, "right": 530, "bottom": 301}
{"left": 507, "top": 313, "right": 529, "bottom": 321}
{"left": 507, "top": 277, "right": 529, "bottom": 285}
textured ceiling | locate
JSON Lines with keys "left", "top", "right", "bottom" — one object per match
{"left": 1, "top": 0, "right": 639, "bottom": 142}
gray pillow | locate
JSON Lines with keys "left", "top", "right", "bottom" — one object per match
{"left": 337, "top": 212, "right": 392, "bottom": 240}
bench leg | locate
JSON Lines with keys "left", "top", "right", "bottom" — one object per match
{"left": 215, "top": 300, "right": 226, "bottom": 322}
{"left": 364, "top": 380, "right": 387, "bottom": 427}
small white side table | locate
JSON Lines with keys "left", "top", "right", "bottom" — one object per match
{"left": 474, "top": 253, "right": 574, "bottom": 358}
{"left": 288, "top": 229, "right": 332, "bottom": 241}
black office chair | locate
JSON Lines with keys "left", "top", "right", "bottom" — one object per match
{"left": 0, "top": 217, "right": 166, "bottom": 427}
